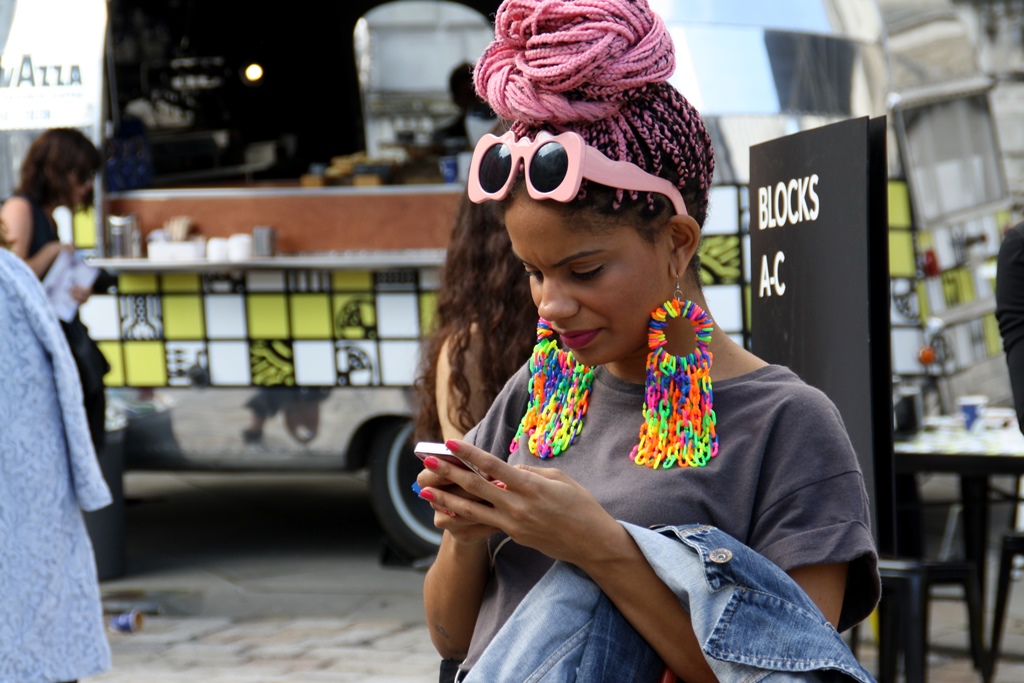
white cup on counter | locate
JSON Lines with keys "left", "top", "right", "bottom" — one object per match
{"left": 457, "top": 151, "right": 473, "bottom": 183}
{"left": 958, "top": 395, "right": 988, "bottom": 432}
{"left": 207, "top": 237, "right": 229, "bottom": 262}
{"left": 227, "top": 234, "right": 252, "bottom": 262}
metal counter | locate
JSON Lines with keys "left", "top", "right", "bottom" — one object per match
{"left": 87, "top": 249, "right": 447, "bottom": 273}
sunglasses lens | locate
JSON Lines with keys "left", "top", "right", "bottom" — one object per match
{"left": 528, "top": 142, "right": 568, "bottom": 193}
{"left": 479, "top": 143, "right": 512, "bottom": 193}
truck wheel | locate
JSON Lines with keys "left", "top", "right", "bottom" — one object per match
{"left": 369, "top": 420, "right": 442, "bottom": 559}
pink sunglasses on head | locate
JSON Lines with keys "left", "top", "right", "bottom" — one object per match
{"left": 466, "top": 130, "right": 689, "bottom": 217}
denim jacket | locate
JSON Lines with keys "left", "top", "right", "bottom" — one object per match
{"left": 463, "top": 523, "right": 875, "bottom": 683}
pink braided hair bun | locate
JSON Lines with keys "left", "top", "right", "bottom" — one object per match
{"left": 474, "top": 0, "right": 675, "bottom": 125}
{"left": 473, "top": 0, "right": 714, "bottom": 222}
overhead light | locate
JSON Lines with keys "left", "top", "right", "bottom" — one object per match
{"left": 242, "top": 63, "right": 264, "bottom": 86}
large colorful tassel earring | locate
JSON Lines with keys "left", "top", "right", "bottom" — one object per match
{"left": 510, "top": 318, "right": 595, "bottom": 458}
{"left": 631, "top": 298, "right": 719, "bottom": 469}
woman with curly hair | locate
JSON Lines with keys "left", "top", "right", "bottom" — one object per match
{"left": 1, "top": 128, "right": 112, "bottom": 450}
{"left": 1, "top": 128, "right": 101, "bottom": 278}
{"left": 414, "top": 2, "right": 879, "bottom": 681}
{"left": 414, "top": 181, "right": 537, "bottom": 442}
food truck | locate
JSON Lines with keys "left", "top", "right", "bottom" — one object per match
{"left": 0, "top": 0, "right": 1012, "bottom": 560}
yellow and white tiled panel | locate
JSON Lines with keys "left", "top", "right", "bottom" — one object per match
{"left": 892, "top": 315, "right": 999, "bottom": 378}
{"left": 892, "top": 326, "right": 927, "bottom": 375}
{"left": 681, "top": 181, "right": 1005, "bottom": 382}
{"left": 890, "top": 277, "right": 920, "bottom": 326}
{"left": 928, "top": 314, "right": 1005, "bottom": 375}
{"left": 698, "top": 185, "right": 748, "bottom": 346}
{"left": 887, "top": 182, "right": 920, "bottom": 334}
{"left": 702, "top": 185, "right": 743, "bottom": 237}
{"left": 72, "top": 206, "right": 97, "bottom": 250}
{"left": 250, "top": 340, "right": 295, "bottom": 387}
{"left": 79, "top": 268, "right": 438, "bottom": 389}
{"left": 908, "top": 267, "right": 978, "bottom": 323}
{"left": 373, "top": 270, "right": 424, "bottom": 387}
{"left": 940, "top": 268, "right": 977, "bottom": 310}
{"left": 891, "top": 201, "right": 1010, "bottom": 379}
{"left": 888, "top": 180, "right": 915, "bottom": 279}
{"left": 333, "top": 271, "right": 376, "bottom": 339}
{"left": 985, "top": 313, "right": 1003, "bottom": 357}
{"left": 926, "top": 212, "right": 1003, "bottom": 273}
{"left": 207, "top": 341, "right": 250, "bottom": 385}
{"left": 953, "top": 319, "right": 987, "bottom": 372}
{"left": 418, "top": 267, "right": 441, "bottom": 337}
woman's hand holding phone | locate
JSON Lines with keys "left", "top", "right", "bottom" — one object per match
{"left": 416, "top": 439, "right": 620, "bottom": 566}
{"left": 414, "top": 442, "right": 491, "bottom": 480}
{"left": 414, "top": 441, "right": 504, "bottom": 544}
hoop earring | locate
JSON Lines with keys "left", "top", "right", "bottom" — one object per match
{"left": 630, "top": 298, "right": 719, "bottom": 469}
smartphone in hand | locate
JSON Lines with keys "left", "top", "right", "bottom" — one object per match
{"left": 414, "top": 441, "right": 490, "bottom": 480}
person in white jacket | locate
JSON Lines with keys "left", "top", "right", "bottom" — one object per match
{"left": 0, "top": 240, "right": 112, "bottom": 683}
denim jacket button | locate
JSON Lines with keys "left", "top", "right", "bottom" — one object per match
{"left": 709, "top": 548, "right": 733, "bottom": 563}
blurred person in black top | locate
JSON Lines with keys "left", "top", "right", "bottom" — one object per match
{"left": 433, "top": 62, "right": 493, "bottom": 151}
{"left": 996, "top": 221, "right": 1024, "bottom": 433}
{"left": 0, "top": 128, "right": 113, "bottom": 450}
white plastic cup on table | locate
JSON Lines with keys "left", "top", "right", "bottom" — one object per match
{"left": 958, "top": 395, "right": 988, "bottom": 432}
{"left": 457, "top": 151, "right": 473, "bottom": 183}
{"left": 227, "top": 233, "right": 252, "bottom": 262}
{"left": 207, "top": 237, "right": 229, "bottom": 262}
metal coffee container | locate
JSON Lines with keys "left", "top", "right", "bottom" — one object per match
{"left": 107, "top": 214, "right": 139, "bottom": 258}
{"left": 252, "top": 226, "right": 277, "bottom": 257}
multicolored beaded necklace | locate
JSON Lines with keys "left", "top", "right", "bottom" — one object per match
{"left": 509, "top": 302, "right": 719, "bottom": 469}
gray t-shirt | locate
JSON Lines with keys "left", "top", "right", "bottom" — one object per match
{"left": 462, "top": 363, "right": 880, "bottom": 669}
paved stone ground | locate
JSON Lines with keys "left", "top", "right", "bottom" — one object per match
{"left": 88, "top": 616, "right": 440, "bottom": 682}
{"left": 84, "top": 612, "right": 1024, "bottom": 683}
{"left": 79, "top": 472, "right": 1024, "bottom": 682}
{"left": 82, "top": 472, "right": 437, "bottom": 682}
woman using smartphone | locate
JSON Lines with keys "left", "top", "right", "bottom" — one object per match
{"left": 416, "top": 2, "right": 879, "bottom": 681}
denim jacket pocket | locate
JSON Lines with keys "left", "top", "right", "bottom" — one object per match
{"left": 708, "top": 586, "right": 864, "bottom": 676}
{"left": 642, "top": 524, "right": 875, "bottom": 683}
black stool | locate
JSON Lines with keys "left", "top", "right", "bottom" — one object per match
{"left": 989, "top": 531, "right": 1024, "bottom": 680}
{"left": 875, "top": 558, "right": 988, "bottom": 683}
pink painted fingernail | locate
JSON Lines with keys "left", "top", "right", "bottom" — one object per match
{"left": 493, "top": 480, "right": 507, "bottom": 489}
{"left": 423, "top": 456, "right": 440, "bottom": 469}
{"left": 445, "top": 440, "right": 460, "bottom": 452}
{"left": 419, "top": 489, "right": 436, "bottom": 501}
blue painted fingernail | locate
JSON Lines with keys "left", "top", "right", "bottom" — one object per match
{"left": 411, "top": 482, "right": 422, "bottom": 495}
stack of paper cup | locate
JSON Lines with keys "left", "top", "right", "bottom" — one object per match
{"left": 252, "top": 226, "right": 277, "bottom": 257}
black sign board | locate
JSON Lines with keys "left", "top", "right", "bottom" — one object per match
{"left": 749, "top": 117, "right": 894, "bottom": 555}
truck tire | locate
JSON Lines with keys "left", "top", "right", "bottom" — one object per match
{"left": 369, "top": 420, "right": 442, "bottom": 560}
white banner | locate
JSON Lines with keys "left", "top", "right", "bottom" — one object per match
{"left": 0, "top": 0, "right": 107, "bottom": 131}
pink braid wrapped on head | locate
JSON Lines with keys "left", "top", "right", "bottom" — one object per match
{"left": 473, "top": 0, "right": 714, "bottom": 224}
